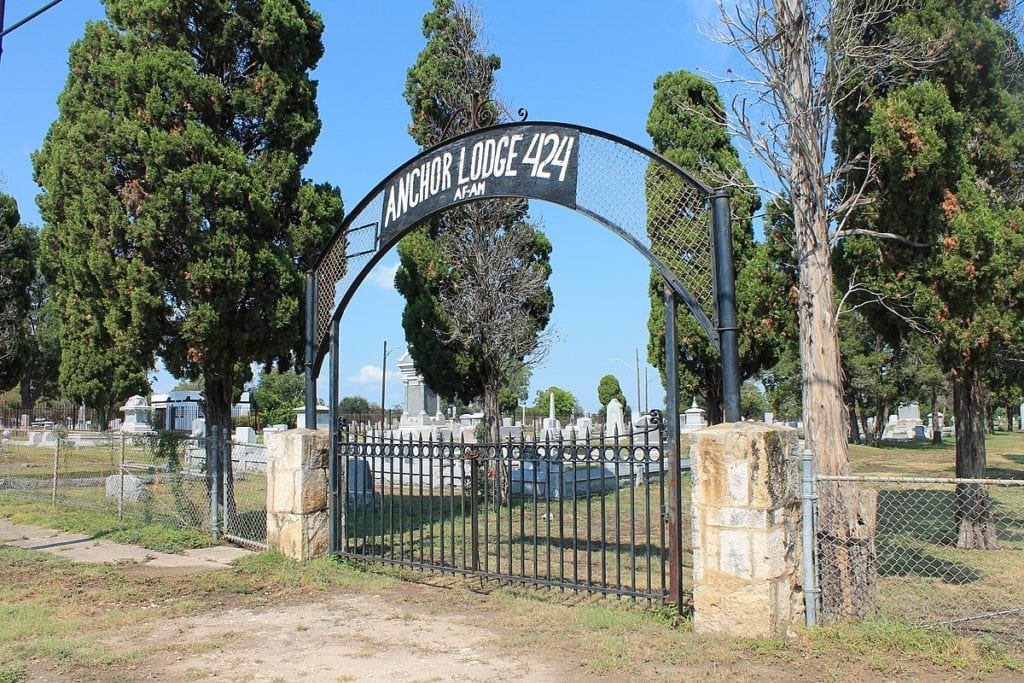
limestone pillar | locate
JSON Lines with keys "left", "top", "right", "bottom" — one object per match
{"left": 690, "top": 422, "right": 803, "bottom": 637}
{"left": 266, "top": 429, "right": 332, "bottom": 560}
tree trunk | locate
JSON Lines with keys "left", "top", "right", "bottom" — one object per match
{"left": 204, "top": 373, "right": 237, "bottom": 529}
{"left": 930, "top": 387, "right": 942, "bottom": 445}
{"left": 776, "top": 0, "right": 876, "bottom": 620}
{"left": 855, "top": 396, "right": 871, "bottom": 446}
{"left": 482, "top": 369, "right": 508, "bottom": 509}
{"left": 868, "top": 398, "right": 888, "bottom": 447}
{"left": 848, "top": 402, "right": 861, "bottom": 444}
{"left": 953, "top": 372, "right": 998, "bottom": 549}
{"left": 704, "top": 375, "right": 724, "bottom": 426}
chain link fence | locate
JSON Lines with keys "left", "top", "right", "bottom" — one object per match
{"left": 814, "top": 474, "right": 1024, "bottom": 649}
{"left": 0, "top": 427, "right": 267, "bottom": 549}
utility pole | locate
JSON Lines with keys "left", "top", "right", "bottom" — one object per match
{"left": 380, "top": 341, "right": 388, "bottom": 430}
{"left": 634, "top": 347, "right": 641, "bottom": 417}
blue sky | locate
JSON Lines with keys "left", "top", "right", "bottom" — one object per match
{"left": 0, "top": 0, "right": 750, "bottom": 414}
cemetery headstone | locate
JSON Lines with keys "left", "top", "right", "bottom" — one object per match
{"left": 605, "top": 398, "right": 625, "bottom": 437}
{"left": 105, "top": 473, "right": 151, "bottom": 502}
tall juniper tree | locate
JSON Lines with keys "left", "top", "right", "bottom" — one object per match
{"left": 644, "top": 70, "right": 781, "bottom": 424}
{"left": 836, "top": 1, "right": 1024, "bottom": 548}
{"left": 0, "top": 193, "right": 36, "bottom": 392}
{"left": 34, "top": 2, "right": 341, "bottom": 480}
{"left": 396, "top": 0, "right": 553, "bottom": 452}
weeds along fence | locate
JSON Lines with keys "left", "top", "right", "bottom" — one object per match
{"left": 813, "top": 473, "right": 1024, "bottom": 649}
{"left": 0, "top": 428, "right": 267, "bottom": 549}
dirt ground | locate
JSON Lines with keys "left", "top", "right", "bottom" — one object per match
{"left": 127, "top": 592, "right": 587, "bottom": 682}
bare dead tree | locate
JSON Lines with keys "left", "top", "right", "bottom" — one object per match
{"left": 710, "top": 0, "right": 940, "bottom": 618}
{"left": 438, "top": 203, "right": 552, "bottom": 506}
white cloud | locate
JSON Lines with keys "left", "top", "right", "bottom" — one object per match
{"left": 369, "top": 262, "right": 399, "bottom": 290}
{"left": 349, "top": 365, "right": 384, "bottom": 384}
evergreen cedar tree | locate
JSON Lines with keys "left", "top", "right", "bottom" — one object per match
{"left": 0, "top": 194, "right": 37, "bottom": 392}
{"left": 644, "top": 70, "right": 788, "bottom": 424}
{"left": 835, "top": 0, "right": 1024, "bottom": 547}
{"left": 596, "top": 374, "right": 628, "bottom": 412}
{"left": 33, "top": 1, "right": 343, "bottom": 435}
{"left": 395, "top": 0, "right": 553, "bottom": 428}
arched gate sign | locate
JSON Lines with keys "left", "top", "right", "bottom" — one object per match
{"left": 304, "top": 121, "right": 739, "bottom": 606}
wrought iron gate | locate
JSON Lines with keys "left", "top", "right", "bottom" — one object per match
{"left": 331, "top": 425, "right": 681, "bottom": 602}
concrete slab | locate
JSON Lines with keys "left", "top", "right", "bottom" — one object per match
{"left": 52, "top": 539, "right": 153, "bottom": 564}
{"left": 9, "top": 531, "right": 94, "bottom": 552}
{"left": 1, "top": 518, "right": 255, "bottom": 573}
{"left": 184, "top": 546, "right": 253, "bottom": 565}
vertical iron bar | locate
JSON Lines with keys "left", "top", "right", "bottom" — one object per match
{"left": 586, "top": 432, "right": 593, "bottom": 588}
{"left": 439, "top": 437, "right": 445, "bottom": 569}
{"left": 470, "top": 436, "right": 480, "bottom": 572}
{"left": 427, "top": 434, "right": 434, "bottom": 565}
{"left": 802, "top": 449, "right": 819, "bottom": 627}
{"left": 507, "top": 443, "right": 513, "bottom": 578}
{"left": 528, "top": 438, "right": 534, "bottom": 579}
{"left": 398, "top": 436, "right": 405, "bottom": 562}
{"left": 712, "top": 191, "right": 740, "bottom": 422}
{"left": 572, "top": 431, "right": 579, "bottom": 589}
{"left": 304, "top": 271, "right": 317, "bottom": 430}
{"left": 630, "top": 450, "right": 637, "bottom": 597}
{"left": 329, "top": 318, "right": 339, "bottom": 553}
{"left": 664, "top": 284, "right": 683, "bottom": 612}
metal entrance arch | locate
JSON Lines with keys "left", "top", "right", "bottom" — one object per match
{"left": 304, "top": 121, "right": 739, "bottom": 606}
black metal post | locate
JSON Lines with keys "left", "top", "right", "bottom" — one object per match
{"left": 329, "top": 317, "right": 340, "bottom": 553}
{"left": 304, "top": 271, "right": 317, "bottom": 430}
{"left": 664, "top": 283, "right": 683, "bottom": 614}
{"left": 712, "top": 190, "right": 741, "bottom": 422}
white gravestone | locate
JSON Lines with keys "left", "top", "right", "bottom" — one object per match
{"left": 605, "top": 398, "right": 626, "bottom": 437}
{"left": 233, "top": 426, "right": 257, "bottom": 444}
{"left": 105, "top": 473, "right": 151, "bottom": 502}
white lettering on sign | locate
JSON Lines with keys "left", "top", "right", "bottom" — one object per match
{"left": 382, "top": 128, "right": 578, "bottom": 232}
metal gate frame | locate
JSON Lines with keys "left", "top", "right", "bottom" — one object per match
{"left": 304, "top": 120, "right": 741, "bottom": 610}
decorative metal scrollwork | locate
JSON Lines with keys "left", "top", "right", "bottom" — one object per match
{"left": 437, "top": 92, "right": 528, "bottom": 142}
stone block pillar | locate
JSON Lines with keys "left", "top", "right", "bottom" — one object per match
{"left": 691, "top": 422, "right": 803, "bottom": 637}
{"left": 266, "top": 428, "right": 331, "bottom": 560}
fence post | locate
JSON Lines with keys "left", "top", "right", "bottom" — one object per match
{"left": 222, "top": 425, "right": 231, "bottom": 536}
{"left": 210, "top": 426, "right": 220, "bottom": 540}
{"left": 801, "top": 448, "right": 819, "bottom": 627}
{"left": 119, "top": 432, "right": 126, "bottom": 520}
{"left": 50, "top": 432, "right": 59, "bottom": 506}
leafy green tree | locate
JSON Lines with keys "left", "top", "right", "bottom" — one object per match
{"left": 644, "top": 70, "right": 775, "bottom": 424}
{"left": 0, "top": 193, "right": 37, "bottom": 391}
{"left": 754, "top": 198, "right": 802, "bottom": 423}
{"left": 497, "top": 364, "right": 530, "bottom": 415}
{"left": 740, "top": 381, "right": 766, "bottom": 421}
{"left": 836, "top": 1, "right": 1024, "bottom": 547}
{"left": 596, "top": 374, "right": 628, "bottom": 411}
{"left": 337, "top": 395, "right": 372, "bottom": 415}
{"left": 533, "top": 386, "right": 581, "bottom": 419}
{"left": 396, "top": 0, "right": 553, "bottom": 452}
{"left": 253, "top": 369, "right": 304, "bottom": 428}
{"left": 34, "top": 2, "right": 340, "bottom": 454}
